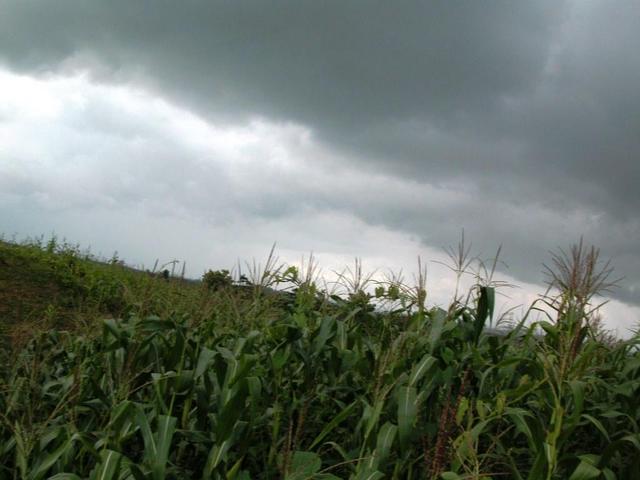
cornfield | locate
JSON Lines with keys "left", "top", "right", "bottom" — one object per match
{"left": 1, "top": 239, "right": 639, "bottom": 479}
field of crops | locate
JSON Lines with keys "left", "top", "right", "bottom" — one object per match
{"left": 1, "top": 238, "right": 639, "bottom": 479}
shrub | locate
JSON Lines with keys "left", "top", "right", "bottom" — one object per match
{"left": 203, "top": 268, "right": 233, "bottom": 291}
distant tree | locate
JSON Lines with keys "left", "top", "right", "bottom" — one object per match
{"left": 203, "top": 269, "right": 233, "bottom": 291}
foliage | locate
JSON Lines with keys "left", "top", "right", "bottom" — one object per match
{"left": 1, "top": 237, "right": 639, "bottom": 479}
{"left": 203, "top": 270, "right": 233, "bottom": 292}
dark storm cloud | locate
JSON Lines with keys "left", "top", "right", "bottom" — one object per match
{"left": 0, "top": 1, "right": 563, "bottom": 126}
{"left": 1, "top": 0, "right": 639, "bottom": 305}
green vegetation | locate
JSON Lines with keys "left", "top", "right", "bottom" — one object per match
{"left": 1, "top": 236, "right": 639, "bottom": 479}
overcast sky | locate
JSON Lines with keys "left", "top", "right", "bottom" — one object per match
{"left": 1, "top": 1, "right": 639, "bottom": 335}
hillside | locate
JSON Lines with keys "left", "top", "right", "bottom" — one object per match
{"left": 0, "top": 238, "right": 205, "bottom": 342}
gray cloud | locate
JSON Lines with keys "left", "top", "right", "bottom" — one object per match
{"left": 1, "top": 1, "right": 639, "bottom": 306}
{"left": 0, "top": 1, "right": 564, "bottom": 131}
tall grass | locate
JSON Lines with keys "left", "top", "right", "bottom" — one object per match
{"left": 0, "top": 238, "right": 639, "bottom": 479}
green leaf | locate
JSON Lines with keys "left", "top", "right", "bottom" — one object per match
{"left": 428, "top": 309, "right": 446, "bottom": 353}
{"left": 581, "top": 414, "right": 610, "bottom": 442}
{"left": 362, "top": 398, "right": 385, "bottom": 446}
{"left": 441, "top": 473, "right": 462, "bottom": 480}
{"left": 569, "top": 380, "right": 585, "bottom": 418}
{"left": 408, "top": 354, "right": 436, "bottom": 387}
{"left": 135, "top": 407, "right": 176, "bottom": 480}
{"left": 195, "top": 347, "right": 217, "bottom": 379}
{"left": 312, "top": 317, "right": 336, "bottom": 356}
{"left": 247, "top": 376, "right": 262, "bottom": 400}
{"left": 204, "top": 440, "right": 231, "bottom": 478}
{"left": 286, "top": 451, "right": 321, "bottom": 480}
{"left": 29, "top": 433, "right": 76, "bottom": 480}
{"left": 135, "top": 407, "right": 157, "bottom": 459}
{"left": 153, "top": 415, "right": 177, "bottom": 480}
{"left": 456, "top": 397, "right": 469, "bottom": 425}
{"left": 324, "top": 442, "right": 350, "bottom": 462}
{"left": 475, "top": 286, "right": 494, "bottom": 342}
{"left": 527, "top": 449, "right": 547, "bottom": 480}
{"left": 569, "top": 460, "right": 601, "bottom": 480}
{"left": 108, "top": 401, "right": 136, "bottom": 445}
{"left": 225, "top": 457, "right": 244, "bottom": 479}
{"left": 216, "top": 384, "right": 249, "bottom": 440}
{"left": 90, "top": 450, "right": 123, "bottom": 480}
{"left": 470, "top": 419, "right": 492, "bottom": 441}
{"left": 271, "top": 348, "right": 290, "bottom": 372}
{"left": 397, "top": 386, "right": 417, "bottom": 450}
{"left": 309, "top": 401, "right": 358, "bottom": 450}
{"left": 128, "top": 463, "right": 147, "bottom": 480}
{"left": 506, "top": 408, "right": 537, "bottom": 451}
{"left": 373, "top": 422, "right": 397, "bottom": 467}
{"left": 228, "top": 469, "right": 251, "bottom": 480}
{"left": 621, "top": 434, "right": 640, "bottom": 451}
{"left": 352, "top": 468, "right": 384, "bottom": 480}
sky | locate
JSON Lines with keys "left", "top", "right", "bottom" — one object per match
{"left": 1, "top": 1, "right": 639, "bottom": 335}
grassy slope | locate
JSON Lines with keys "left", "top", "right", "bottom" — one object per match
{"left": 0, "top": 239, "right": 293, "bottom": 347}
{"left": 0, "top": 239, "right": 208, "bottom": 344}
{"left": 0, "top": 241, "right": 67, "bottom": 325}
